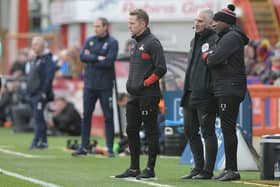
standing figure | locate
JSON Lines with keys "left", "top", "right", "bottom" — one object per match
{"left": 204, "top": 4, "right": 249, "bottom": 181}
{"left": 180, "top": 8, "right": 218, "bottom": 180}
{"left": 115, "top": 9, "right": 167, "bottom": 180}
{"left": 27, "top": 36, "right": 55, "bottom": 149}
{"left": 72, "top": 17, "right": 119, "bottom": 157}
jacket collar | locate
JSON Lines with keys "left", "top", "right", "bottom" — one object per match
{"left": 97, "top": 33, "right": 109, "bottom": 41}
{"left": 133, "top": 28, "right": 151, "bottom": 42}
{"left": 195, "top": 28, "right": 215, "bottom": 41}
{"left": 217, "top": 26, "right": 231, "bottom": 37}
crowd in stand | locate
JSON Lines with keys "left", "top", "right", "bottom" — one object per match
{"left": 0, "top": 45, "right": 83, "bottom": 135}
{"left": 1, "top": 37, "right": 280, "bottom": 134}
{"left": 244, "top": 39, "right": 280, "bottom": 85}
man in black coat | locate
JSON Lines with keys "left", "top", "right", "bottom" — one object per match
{"left": 180, "top": 8, "right": 218, "bottom": 180}
{"left": 115, "top": 9, "right": 167, "bottom": 180}
{"left": 203, "top": 4, "right": 249, "bottom": 181}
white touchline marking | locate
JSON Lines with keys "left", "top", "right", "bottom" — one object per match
{"left": 123, "top": 178, "right": 173, "bottom": 187}
{"left": 233, "top": 181, "right": 279, "bottom": 187}
{"left": 0, "top": 168, "right": 61, "bottom": 187}
{"left": 0, "top": 148, "right": 42, "bottom": 158}
{"left": 111, "top": 176, "right": 173, "bottom": 187}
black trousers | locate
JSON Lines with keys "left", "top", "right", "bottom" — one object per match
{"left": 126, "top": 96, "right": 160, "bottom": 170}
{"left": 217, "top": 96, "right": 242, "bottom": 171}
{"left": 184, "top": 104, "right": 217, "bottom": 173}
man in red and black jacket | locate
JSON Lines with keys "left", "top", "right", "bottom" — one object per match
{"left": 115, "top": 9, "right": 167, "bottom": 180}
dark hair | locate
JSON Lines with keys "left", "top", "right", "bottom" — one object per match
{"left": 97, "top": 17, "right": 110, "bottom": 27}
{"left": 129, "top": 9, "right": 149, "bottom": 26}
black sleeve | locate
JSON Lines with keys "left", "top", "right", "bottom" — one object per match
{"left": 149, "top": 39, "right": 167, "bottom": 78}
{"left": 207, "top": 32, "right": 241, "bottom": 68}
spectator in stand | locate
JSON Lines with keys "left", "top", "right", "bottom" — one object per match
{"left": 47, "top": 97, "right": 81, "bottom": 136}
{"left": 244, "top": 41, "right": 258, "bottom": 76}
{"left": 55, "top": 49, "right": 72, "bottom": 78}
{"left": 274, "top": 41, "right": 280, "bottom": 56}
{"left": 67, "top": 45, "right": 85, "bottom": 78}
{"left": 256, "top": 39, "right": 275, "bottom": 84}
{"left": 0, "top": 83, "right": 12, "bottom": 126}
{"left": 271, "top": 41, "right": 280, "bottom": 85}
{"left": 10, "top": 49, "right": 28, "bottom": 78}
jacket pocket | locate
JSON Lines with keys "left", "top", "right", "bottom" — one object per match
{"left": 126, "top": 81, "right": 144, "bottom": 95}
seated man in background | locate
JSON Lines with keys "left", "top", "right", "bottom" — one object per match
{"left": 47, "top": 97, "right": 81, "bottom": 136}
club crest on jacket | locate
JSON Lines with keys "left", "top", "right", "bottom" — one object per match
{"left": 139, "top": 44, "right": 144, "bottom": 51}
{"left": 201, "top": 43, "right": 209, "bottom": 53}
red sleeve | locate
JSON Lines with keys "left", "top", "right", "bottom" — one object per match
{"left": 144, "top": 73, "right": 159, "bottom": 87}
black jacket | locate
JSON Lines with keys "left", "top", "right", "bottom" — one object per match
{"left": 80, "top": 34, "right": 119, "bottom": 90}
{"left": 207, "top": 26, "right": 249, "bottom": 99}
{"left": 126, "top": 28, "right": 167, "bottom": 96}
{"left": 27, "top": 52, "right": 56, "bottom": 101}
{"left": 181, "top": 29, "right": 217, "bottom": 111}
{"left": 53, "top": 102, "right": 81, "bottom": 136}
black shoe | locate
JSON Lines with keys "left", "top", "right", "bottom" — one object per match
{"left": 192, "top": 170, "right": 213, "bottom": 179}
{"left": 72, "top": 148, "right": 87, "bottom": 156}
{"left": 37, "top": 143, "right": 48, "bottom": 149}
{"left": 115, "top": 169, "right": 141, "bottom": 178}
{"left": 218, "top": 170, "right": 240, "bottom": 181}
{"left": 213, "top": 170, "right": 227, "bottom": 180}
{"left": 136, "top": 168, "right": 156, "bottom": 180}
{"left": 29, "top": 144, "right": 38, "bottom": 150}
{"left": 181, "top": 168, "right": 201, "bottom": 179}
{"left": 107, "top": 151, "right": 115, "bottom": 158}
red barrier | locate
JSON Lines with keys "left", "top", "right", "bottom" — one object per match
{"left": 249, "top": 85, "right": 280, "bottom": 136}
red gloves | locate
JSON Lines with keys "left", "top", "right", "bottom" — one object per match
{"left": 144, "top": 73, "right": 159, "bottom": 87}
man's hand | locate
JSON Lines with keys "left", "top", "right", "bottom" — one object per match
{"left": 98, "top": 56, "right": 106, "bottom": 61}
{"left": 84, "top": 49, "right": 90, "bottom": 55}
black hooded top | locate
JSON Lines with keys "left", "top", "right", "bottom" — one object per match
{"left": 207, "top": 25, "right": 249, "bottom": 99}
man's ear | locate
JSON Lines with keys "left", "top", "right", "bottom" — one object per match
{"left": 140, "top": 20, "right": 146, "bottom": 28}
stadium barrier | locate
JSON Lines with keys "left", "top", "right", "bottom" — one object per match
{"left": 249, "top": 85, "right": 280, "bottom": 136}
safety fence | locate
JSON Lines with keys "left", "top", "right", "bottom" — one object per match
{"left": 249, "top": 85, "right": 280, "bottom": 136}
